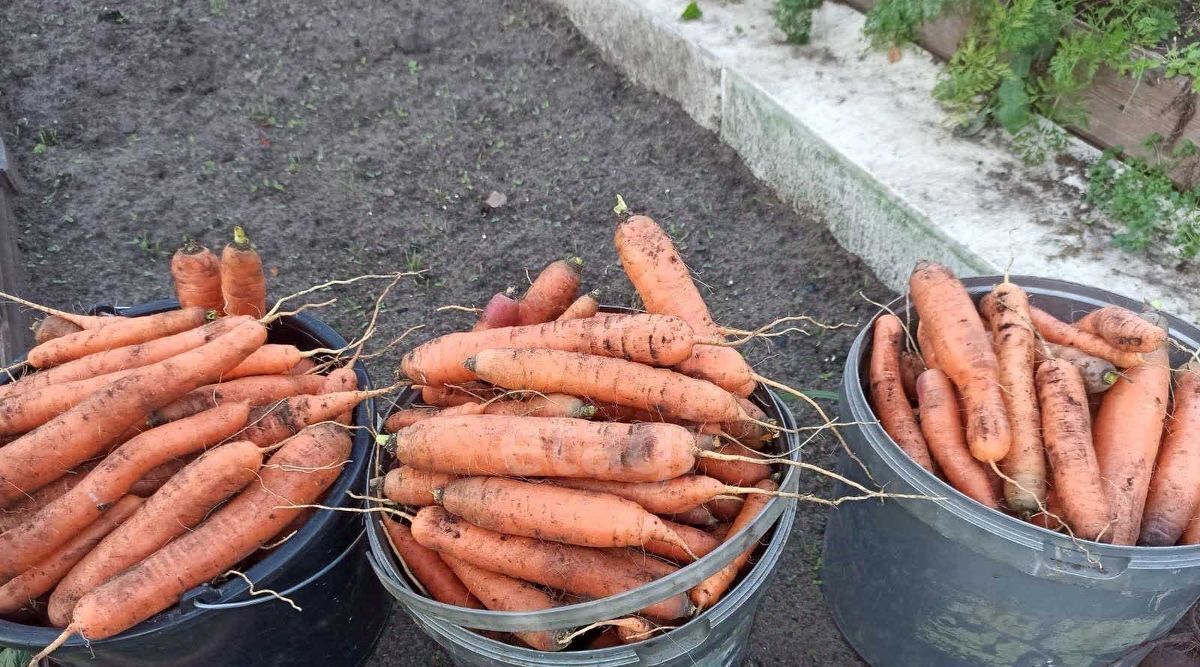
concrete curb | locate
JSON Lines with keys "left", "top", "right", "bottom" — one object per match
{"left": 550, "top": 0, "right": 1200, "bottom": 321}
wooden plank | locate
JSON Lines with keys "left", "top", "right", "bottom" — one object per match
{"left": 837, "top": 0, "right": 1200, "bottom": 187}
{"left": 0, "top": 133, "right": 34, "bottom": 367}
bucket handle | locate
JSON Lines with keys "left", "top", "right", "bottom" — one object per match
{"left": 193, "top": 529, "right": 365, "bottom": 610}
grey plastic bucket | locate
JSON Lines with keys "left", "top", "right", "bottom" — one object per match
{"left": 367, "top": 383, "right": 800, "bottom": 666}
{"left": 822, "top": 275, "right": 1200, "bottom": 667}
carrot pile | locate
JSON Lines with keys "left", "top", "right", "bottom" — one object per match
{"left": 377, "top": 214, "right": 791, "bottom": 651}
{"left": 870, "top": 260, "right": 1200, "bottom": 547}
{"left": 0, "top": 228, "right": 369, "bottom": 658}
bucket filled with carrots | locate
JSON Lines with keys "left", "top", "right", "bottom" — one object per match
{"left": 364, "top": 213, "right": 805, "bottom": 665}
{"left": 0, "top": 228, "right": 391, "bottom": 666}
{"left": 823, "top": 264, "right": 1200, "bottom": 667}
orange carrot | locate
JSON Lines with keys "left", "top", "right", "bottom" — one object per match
{"left": 0, "top": 403, "right": 251, "bottom": 580}
{"left": 0, "top": 320, "right": 266, "bottom": 507}
{"left": 909, "top": 261, "right": 1010, "bottom": 462}
{"left": 26, "top": 307, "right": 211, "bottom": 369}
{"left": 870, "top": 314, "right": 934, "bottom": 471}
{"left": 472, "top": 293, "right": 521, "bottom": 331}
{"left": 288, "top": 357, "right": 317, "bottom": 375}
{"left": 411, "top": 506, "right": 692, "bottom": 621}
{"left": 404, "top": 314, "right": 697, "bottom": 386}
{"left": 1141, "top": 362, "right": 1200, "bottom": 545}
{"left": 46, "top": 441, "right": 263, "bottom": 626}
{"left": 384, "top": 407, "right": 441, "bottom": 432}
{"left": 557, "top": 291, "right": 600, "bottom": 321}
{"left": 1038, "top": 343, "right": 1118, "bottom": 394}
{"left": 33, "top": 316, "right": 83, "bottom": 345}
{"left": 380, "top": 519, "right": 482, "bottom": 608}
{"left": 0, "top": 495, "right": 143, "bottom": 615}
{"left": 1027, "top": 305, "right": 1144, "bottom": 368}
{"left": 440, "top": 555, "right": 565, "bottom": 651}
{"left": 0, "top": 316, "right": 251, "bottom": 400}
{"left": 381, "top": 466, "right": 459, "bottom": 506}
{"left": 148, "top": 374, "right": 326, "bottom": 425}
{"left": 220, "top": 226, "right": 267, "bottom": 318}
{"left": 695, "top": 441, "right": 772, "bottom": 487}
{"left": 516, "top": 258, "right": 583, "bottom": 325}
{"left": 1037, "top": 359, "right": 1112, "bottom": 541}
{"left": 916, "top": 370, "right": 1001, "bottom": 508}
{"left": 171, "top": 240, "right": 224, "bottom": 313}
{"left": 242, "top": 388, "right": 377, "bottom": 446}
{"left": 706, "top": 498, "right": 744, "bottom": 524}
{"left": 420, "top": 382, "right": 504, "bottom": 407}
{"left": 641, "top": 519, "right": 721, "bottom": 563}
{"left": 320, "top": 365, "right": 359, "bottom": 424}
{"left": 0, "top": 367, "right": 139, "bottom": 436}
{"left": 221, "top": 344, "right": 305, "bottom": 379}
{"left": 1075, "top": 306, "right": 1166, "bottom": 353}
{"left": 615, "top": 215, "right": 754, "bottom": 397}
{"left": 127, "top": 457, "right": 192, "bottom": 497}
{"left": 394, "top": 415, "right": 697, "bottom": 482}
{"left": 690, "top": 478, "right": 775, "bottom": 610}
{"left": 1092, "top": 327, "right": 1170, "bottom": 545}
{"left": 546, "top": 475, "right": 728, "bottom": 515}
{"left": 988, "top": 282, "right": 1046, "bottom": 512}
{"left": 916, "top": 321, "right": 940, "bottom": 370}
{"left": 466, "top": 348, "right": 746, "bottom": 424}
{"left": 481, "top": 394, "right": 594, "bottom": 419}
{"left": 1182, "top": 516, "right": 1200, "bottom": 545}
{"left": 60, "top": 423, "right": 349, "bottom": 641}
{"left": 666, "top": 505, "right": 719, "bottom": 527}
{"left": 0, "top": 466, "right": 94, "bottom": 534}
{"left": 898, "top": 349, "right": 926, "bottom": 404}
{"left": 436, "top": 476, "right": 695, "bottom": 553}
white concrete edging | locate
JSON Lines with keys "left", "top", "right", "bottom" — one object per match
{"left": 551, "top": 0, "right": 1200, "bottom": 321}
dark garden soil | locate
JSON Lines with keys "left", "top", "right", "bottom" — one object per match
{"left": 0, "top": 0, "right": 889, "bottom": 664}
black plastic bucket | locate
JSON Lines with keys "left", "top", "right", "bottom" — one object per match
{"left": 0, "top": 300, "right": 391, "bottom": 666}
{"left": 823, "top": 276, "right": 1200, "bottom": 667}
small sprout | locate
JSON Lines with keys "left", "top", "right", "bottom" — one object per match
{"left": 681, "top": 1, "right": 702, "bottom": 20}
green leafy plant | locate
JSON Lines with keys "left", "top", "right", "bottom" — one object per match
{"left": 776, "top": 0, "right": 824, "bottom": 44}
{"left": 681, "top": 2, "right": 703, "bottom": 20}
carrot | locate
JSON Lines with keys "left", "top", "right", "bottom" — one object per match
{"left": 1075, "top": 306, "right": 1166, "bottom": 353}
{"left": 707, "top": 497, "right": 744, "bottom": 523}
{"left": 435, "top": 476, "right": 695, "bottom": 554}
{"left": 394, "top": 415, "right": 697, "bottom": 482}
{"left": 242, "top": 388, "right": 381, "bottom": 446}
{"left": 615, "top": 215, "right": 754, "bottom": 397}
{"left": 0, "top": 319, "right": 266, "bottom": 507}
{"left": 987, "top": 282, "right": 1046, "bottom": 512}
{"left": 33, "top": 316, "right": 83, "bottom": 345}
{"left": 0, "top": 466, "right": 94, "bottom": 534}
{"left": 0, "top": 496, "right": 143, "bottom": 615}
{"left": 909, "top": 261, "right": 1011, "bottom": 462}
{"left": 46, "top": 441, "right": 263, "bottom": 626}
{"left": 666, "top": 505, "right": 718, "bottom": 527}
{"left": 403, "top": 314, "right": 697, "bottom": 386}
{"left": 128, "top": 457, "right": 191, "bottom": 497}
{"left": 516, "top": 258, "right": 583, "bottom": 325}
{"left": 0, "top": 315, "right": 251, "bottom": 400}
{"left": 0, "top": 367, "right": 138, "bottom": 436}
{"left": 898, "top": 349, "right": 926, "bottom": 405}
{"left": 1037, "top": 343, "right": 1118, "bottom": 394}
{"left": 695, "top": 441, "right": 772, "bottom": 487}
{"left": 1092, "top": 327, "right": 1170, "bottom": 545}
{"left": 870, "top": 314, "right": 934, "bottom": 471}
{"left": 420, "top": 382, "right": 503, "bottom": 407}
{"left": 916, "top": 321, "right": 940, "bottom": 370}
{"left": 288, "top": 357, "right": 317, "bottom": 375}
{"left": 466, "top": 349, "right": 745, "bottom": 424}
{"left": 557, "top": 291, "right": 600, "bottom": 321}
{"left": 26, "top": 307, "right": 211, "bottom": 369}
{"left": 916, "top": 370, "right": 1002, "bottom": 508}
{"left": 56, "top": 423, "right": 349, "bottom": 642}
{"left": 472, "top": 293, "right": 521, "bottom": 331}
{"left": 381, "top": 466, "right": 459, "bottom": 506}
{"left": 439, "top": 555, "right": 566, "bottom": 651}
{"left": 546, "top": 475, "right": 729, "bottom": 515}
{"left": 148, "top": 374, "right": 327, "bottom": 426}
{"left": 719, "top": 398, "right": 775, "bottom": 448}
{"left": 1182, "top": 516, "right": 1200, "bottom": 545}
{"left": 641, "top": 519, "right": 721, "bottom": 563}
{"left": 1026, "top": 305, "right": 1144, "bottom": 368}
{"left": 690, "top": 478, "right": 775, "bottom": 610}
{"left": 220, "top": 226, "right": 268, "bottom": 318}
{"left": 320, "top": 365, "right": 359, "bottom": 424}
{"left": 1141, "top": 363, "right": 1200, "bottom": 545}
{"left": 384, "top": 407, "right": 440, "bottom": 432}
{"left": 481, "top": 394, "right": 594, "bottom": 419}
{"left": 171, "top": 240, "right": 224, "bottom": 313}
{"left": 221, "top": 344, "right": 306, "bottom": 379}
{"left": 0, "top": 403, "right": 252, "bottom": 580}
{"left": 1027, "top": 488, "right": 1066, "bottom": 531}
{"left": 411, "top": 506, "right": 692, "bottom": 621}
{"left": 1036, "top": 359, "right": 1112, "bottom": 541}
{"left": 380, "top": 519, "right": 481, "bottom": 609}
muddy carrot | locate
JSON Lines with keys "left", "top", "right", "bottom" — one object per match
{"left": 440, "top": 555, "right": 565, "bottom": 651}
{"left": 33, "top": 316, "right": 83, "bottom": 345}
{"left": 1027, "top": 305, "right": 1144, "bottom": 368}
{"left": 1075, "top": 306, "right": 1166, "bottom": 353}
{"left": 557, "top": 291, "right": 600, "bottom": 321}
{"left": 689, "top": 479, "right": 775, "bottom": 610}
{"left": 381, "top": 519, "right": 481, "bottom": 609}
{"left": 472, "top": 292, "right": 521, "bottom": 331}
{"left": 516, "top": 258, "right": 583, "bottom": 325}
{"left": 26, "top": 307, "right": 211, "bottom": 369}
{"left": 171, "top": 240, "right": 224, "bottom": 313}
{"left": 870, "top": 314, "right": 934, "bottom": 471}
{"left": 916, "top": 370, "right": 1001, "bottom": 508}
{"left": 381, "top": 466, "right": 459, "bottom": 507}
{"left": 1141, "top": 363, "right": 1200, "bottom": 545}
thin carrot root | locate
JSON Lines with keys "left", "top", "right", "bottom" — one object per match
{"left": 262, "top": 272, "right": 419, "bottom": 322}
{"left": 223, "top": 570, "right": 301, "bottom": 611}
{"left": 31, "top": 625, "right": 76, "bottom": 665}
{"left": 718, "top": 315, "right": 858, "bottom": 346}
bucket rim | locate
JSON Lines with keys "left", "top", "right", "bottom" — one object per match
{"left": 845, "top": 274, "right": 1200, "bottom": 563}
{"left": 0, "top": 298, "right": 376, "bottom": 645}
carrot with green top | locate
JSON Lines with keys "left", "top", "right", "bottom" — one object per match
{"left": 221, "top": 226, "right": 267, "bottom": 318}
